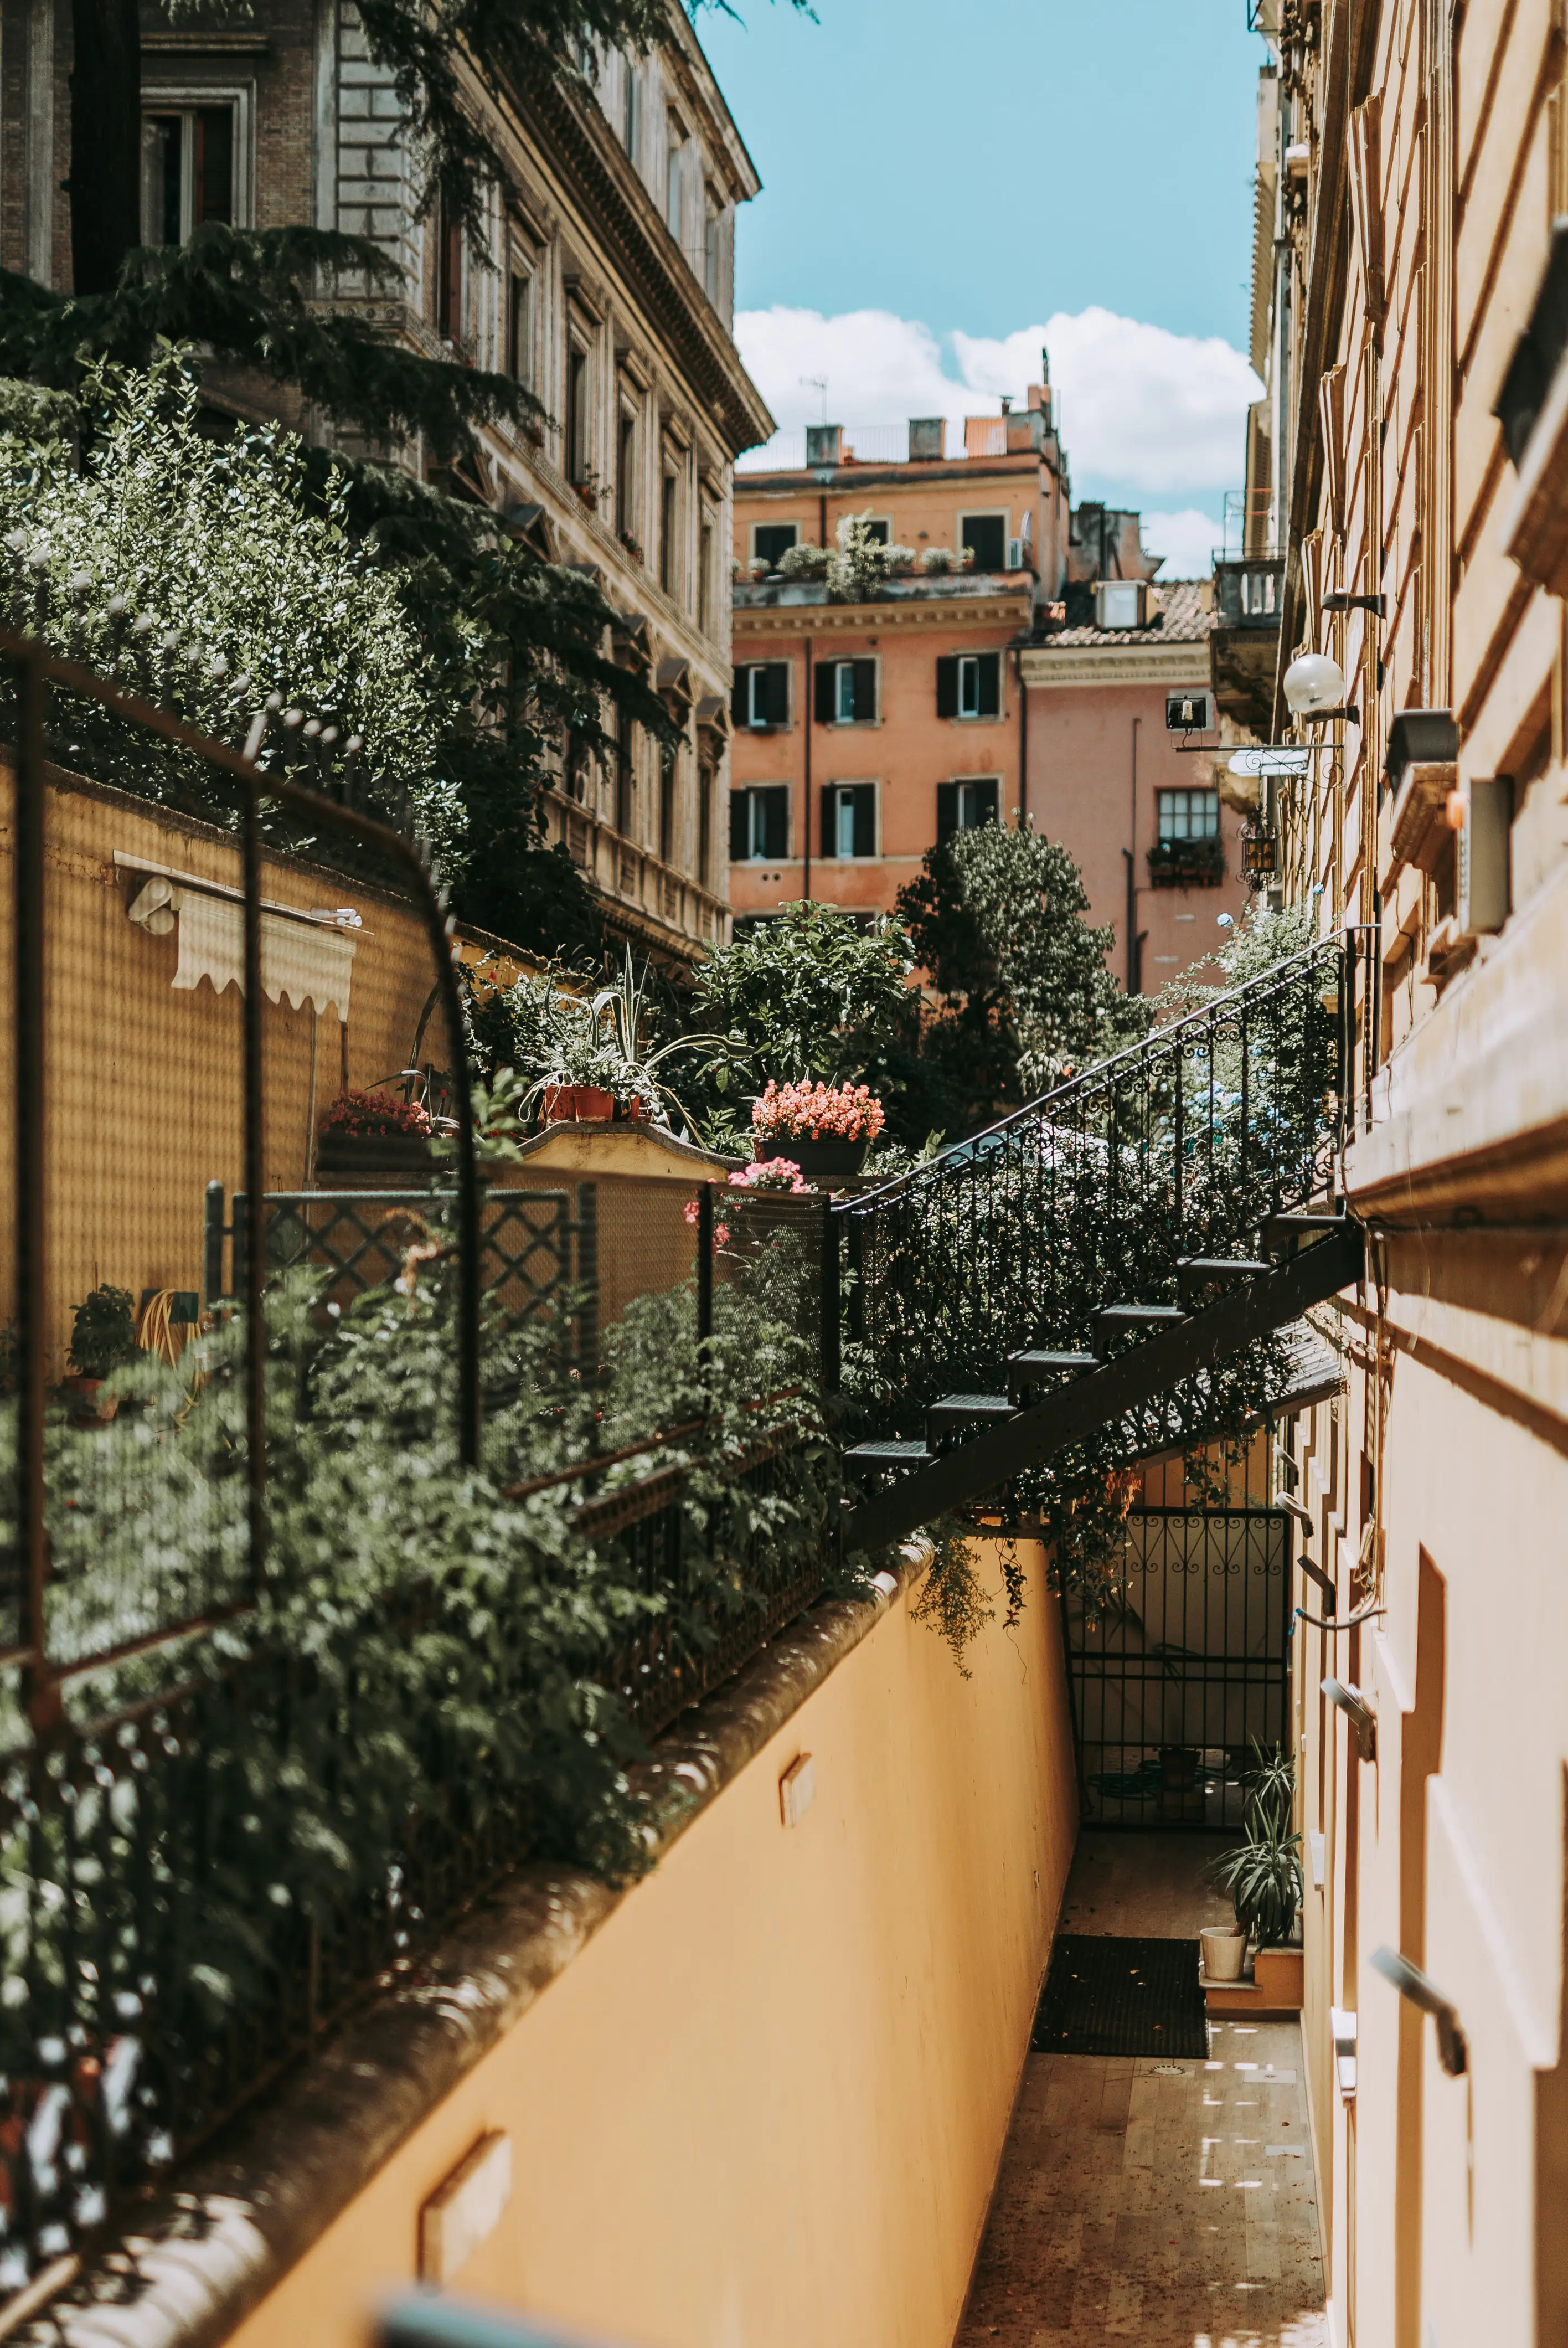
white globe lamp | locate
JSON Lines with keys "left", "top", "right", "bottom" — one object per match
{"left": 1282, "top": 651, "right": 1347, "bottom": 717}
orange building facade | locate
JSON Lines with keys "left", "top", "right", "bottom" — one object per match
{"left": 731, "top": 374, "right": 1252, "bottom": 974}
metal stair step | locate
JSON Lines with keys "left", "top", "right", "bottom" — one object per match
{"left": 927, "top": 1392, "right": 1016, "bottom": 1435}
{"left": 1175, "top": 1256, "right": 1272, "bottom": 1306}
{"left": 1262, "top": 1211, "right": 1345, "bottom": 1257}
{"left": 844, "top": 1439, "right": 933, "bottom": 1466}
{"left": 1091, "top": 1302, "right": 1188, "bottom": 1341}
{"left": 1007, "top": 1349, "right": 1099, "bottom": 1400}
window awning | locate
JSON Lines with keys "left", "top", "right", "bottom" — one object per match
{"left": 120, "top": 857, "right": 360, "bottom": 1023}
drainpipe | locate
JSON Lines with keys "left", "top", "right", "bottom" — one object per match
{"left": 1014, "top": 643, "right": 1028, "bottom": 827}
{"left": 1125, "top": 713, "right": 1141, "bottom": 992}
{"left": 802, "top": 635, "right": 813, "bottom": 904}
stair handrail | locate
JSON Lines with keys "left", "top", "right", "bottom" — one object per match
{"left": 838, "top": 934, "right": 1347, "bottom": 1217}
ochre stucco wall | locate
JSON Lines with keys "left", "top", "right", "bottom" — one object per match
{"left": 225, "top": 1542, "right": 1079, "bottom": 2348}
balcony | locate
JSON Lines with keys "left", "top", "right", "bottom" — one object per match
{"left": 1210, "top": 554, "right": 1285, "bottom": 729}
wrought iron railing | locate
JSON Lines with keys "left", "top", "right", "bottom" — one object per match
{"left": 831, "top": 935, "right": 1357, "bottom": 1428}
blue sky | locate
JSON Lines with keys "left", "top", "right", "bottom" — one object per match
{"left": 697, "top": 0, "right": 1270, "bottom": 573}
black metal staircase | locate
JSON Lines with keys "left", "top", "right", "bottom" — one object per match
{"left": 827, "top": 935, "right": 1368, "bottom": 1551}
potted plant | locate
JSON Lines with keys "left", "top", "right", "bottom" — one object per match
{"left": 1208, "top": 1743, "right": 1303, "bottom": 1989}
{"left": 64, "top": 1284, "right": 140, "bottom": 1420}
{"left": 317, "top": 1089, "right": 435, "bottom": 1178}
{"left": 750, "top": 1079, "right": 886, "bottom": 1176}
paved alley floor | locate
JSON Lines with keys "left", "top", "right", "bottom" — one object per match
{"left": 955, "top": 1834, "right": 1326, "bottom": 2348}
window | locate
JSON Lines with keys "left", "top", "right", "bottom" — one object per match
{"left": 659, "top": 750, "right": 676, "bottom": 863}
{"left": 659, "top": 467, "right": 677, "bottom": 595}
{"left": 507, "top": 269, "right": 534, "bottom": 388}
{"left": 698, "top": 764, "right": 714, "bottom": 887}
{"left": 1157, "top": 789, "right": 1220, "bottom": 841}
{"left": 937, "top": 777, "right": 999, "bottom": 841}
{"left": 666, "top": 131, "right": 683, "bottom": 235}
{"left": 437, "top": 204, "right": 464, "bottom": 348}
{"left": 730, "top": 785, "right": 788, "bottom": 862}
{"left": 141, "top": 104, "right": 234, "bottom": 245}
{"left": 752, "top": 522, "right": 798, "bottom": 569}
{"left": 699, "top": 521, "right": 714, "bottom": 635}
{"left": 814, "top": 658, "right": 876, "bottom": 724}
{"left": 615, "top": 410, "right": 637, "bottom": 539}
{"left": 936, "top": 651, "right": 1001, "bottom": 719}
{"left": 960, "top": 513, "right": 1008, "bottom": 573}
{"left": 731, "top": 662, "right": 791, "bottom": 728}
{"left": 622, "top": 58, "right": 641, "bottom": 161}
{"left": 821, "top": 784, "right": 876, "bottom": 859}
{"left": 562, "top": 730, "right": 589, "bottom": 805}
{"left": 704, "top": 203, "right": 720, "bottom": 304}
{"left": 615, "top": 707, "right": 635, "bottom": 836}
{"left": 564, "top": 347, "right": 590, "bottom": 484}
{"left": 861, "top": 518, "right": 891, "bottom": 547}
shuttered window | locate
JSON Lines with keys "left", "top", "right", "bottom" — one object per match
{"left": 813, "top": 659, "right": 876, "bottom": 723}
{"left": 731, "top": 662, "right": 791, "bottom": 727}
{"left": 937, "top": 777, "right": 1000, "bottom": 842}
{"left": 960, "top": 514, "right": 1007, "bottom": 571}
{"left": 821, "top": 784, "right": 876, "bottom": 859}
{"left": 729, "top": 785, "right": 789, "bottom": 861}
{"left": 936, "top": 651, "right": 1000, "bottom": 718}
{"left": 752, "top": 522, "right": 798, "bottom": 569}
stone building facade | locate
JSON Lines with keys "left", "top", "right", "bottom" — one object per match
{"left": 1, "top": 0, "right": 772, "bottom": 960}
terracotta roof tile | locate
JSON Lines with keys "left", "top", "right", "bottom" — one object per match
{"left": 1047, "top": 579, "right": 1215, "bottom": 648}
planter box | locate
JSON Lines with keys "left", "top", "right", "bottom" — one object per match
{"left": 752, "top": 1135, "right": 868, "bottom": 1177}
{"left": 316, "top": 1132, "right": 434, "bottom": 1184}
{"left": 1254, "top": 1945, "right": 1303, "bottom": 2009}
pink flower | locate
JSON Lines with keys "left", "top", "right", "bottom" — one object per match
{"left": 728, "top": 1157, "right": 812, "bottom": 1194}
{"left": 750, "top": 1079, "right": 885, "bottom": 1144}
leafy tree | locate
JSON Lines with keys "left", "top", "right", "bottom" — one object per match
{"left": 897, "top": 818, "right": 1148, "bottom": 1128}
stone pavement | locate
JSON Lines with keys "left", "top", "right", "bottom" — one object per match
{"left": 955, "top": 1835, "right": 1325, "bottom": 2347}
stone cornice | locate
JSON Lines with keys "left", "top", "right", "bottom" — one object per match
{"left": 734, "top": 592, "right": 1033, "bottom": 640}
{"left": 521, "top": 81, "right": 773, "bottom": 460}
{"left": 1020, "top": 640, "right": 1211, "bottom": 689}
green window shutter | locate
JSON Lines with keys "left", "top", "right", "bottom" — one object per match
{"left": 976, "top": 777, "right": 999, "bottom": 827}
{"left": 730, "top": 666, "right": 749, "bottom": 723}
{"left": 936, "top": 656, "right": 958, "bottom": 718}
{"left": 977, "top": 653, "right": 1001, "bottom": 718}
{"left": 852, "top": 785, "right": 876, "bottom": 858}
{"left": 729, "top": 790, "right": 750, "bottom": 861}
{"left": 761, "top": 786, "right": 788, "bottom": 860}
{"left": 814, "top": 661, "right": 835, "bottom": 724}
{"left": 852, "top": 660, "right": 877, "bottom": 721}
{"left": 936, "top": 781, "right": 959, "bottom": 842}
{"left": 765, "top": 662, "right": 791, "bottom": 725}
{"left": 820, "top": 786, "right": 835, "bottom": 859}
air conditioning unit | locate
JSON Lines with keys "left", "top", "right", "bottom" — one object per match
{"left": 1165, "top": 688, "right": 1216, "bottom": 734}
{"left": 1095, "top": 579, "right": 1148, "bottom": 630}
{"left": 1007, "top": 538, "right": 1024, "bottom": 570}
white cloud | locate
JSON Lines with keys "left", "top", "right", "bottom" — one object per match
{"left": 736, "top": 304, "right": 1260, "bottom": 506}
{"left": 1137, "top": 509, "right": 1226, "bottom": 579}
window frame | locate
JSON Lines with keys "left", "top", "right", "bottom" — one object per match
{"left": 615, "top": 403, "right": 638, "bottom": 540}
{"left": 958, "top": 509, "right": 1010, "bottom": 574}
{"left": 1156, "top": 787, "right": 1221, "bottom": 843}
{"left": 564, "top": 339, "right": 592, "bottom": 486}
{"left": 739, "top": 661, "right": 791, "bottom": 730}
{"left": 622, "top": 54, "right": 641, "bottom": 164}
{"left": 729, "top": 783, "right": 790, "bottom": 863}
{"left": 507, "top": 262, "right": 535, "bottom": 391}
{"left": 816, "top": 656, "right": 879, "bottom": 727}
{"left": 750, "top": 520, "right": 800, "bottom": 568}
{"left": 138, "top": 83, "right": 254, "bottom": 245}
{"left": 822, "top": 781, "right": 878, "bottom": 861}
{"left": 937, "top": 774, "right": 1002, "bottom": 842}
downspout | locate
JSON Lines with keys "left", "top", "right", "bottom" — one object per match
{"left": 1014, "top": 645, "right": 1028, "bottom": 827}
{"left": 1125, "top": 713, "right": 1141, "bottom": 992}
{"left": 802, "top": 635, "right": 813, "bottom": 903}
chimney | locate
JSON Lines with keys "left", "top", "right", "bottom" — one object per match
{"left": 1006, "top": 410, "right": 1046, "bottom": 454}
{"left": 805, "top": 424, "right": 843, "bottom": 467}
{"left": 907, "top": 417, "right": 945, "bottom": 461}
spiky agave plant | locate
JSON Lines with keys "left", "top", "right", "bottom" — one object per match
{"left": 1210, "top": 1742, "right": 1303, "bottom": 1945}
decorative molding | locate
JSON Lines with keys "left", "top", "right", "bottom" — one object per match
{"left": 735, "top": 594, "right": 1031, "bottom": 641}
{"left": 1020, "top": 641, "right": 1211, "bottom": 689}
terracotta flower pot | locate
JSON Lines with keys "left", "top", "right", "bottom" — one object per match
{"left": 543, "top": 1085, "right": 616, "bottom": 1123}
{"left": 62, "top": 1373, "right": 118, "bottom": 1424}
{"left": 753, "top": 1134, "right": 868, "bottom": 1177}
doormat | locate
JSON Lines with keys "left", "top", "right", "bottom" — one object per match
{"left": 1031, "top": 1934, "right": 1209, "bottom": 2058}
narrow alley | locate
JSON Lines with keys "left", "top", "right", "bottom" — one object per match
{"left": 957, "top": 1836, "right": 1325, "bottom": 2347}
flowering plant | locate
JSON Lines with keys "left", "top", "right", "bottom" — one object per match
{"left": 320, "top": 1089, "right": 434, "bottom": 1140}
{"left": 728, "top": 1157, "right": 813, "bottom": 1193}
{"left": 751, "top": 1079, "right": 885, "bottom": 1144}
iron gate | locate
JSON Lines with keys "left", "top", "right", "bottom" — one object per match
{"left": 1066, "top": 1506, "right": 1292, "bottom": 1830}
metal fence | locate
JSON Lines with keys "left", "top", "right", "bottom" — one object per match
{"left": 827, "top": 935, "right": 1361, "bottom": 1430}
{"left": 0, "top": 635, "right": 832, "bottom": 2299}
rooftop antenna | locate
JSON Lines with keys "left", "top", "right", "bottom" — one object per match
{"left": 800, "top": 375, "right": 828, "bottom": 423}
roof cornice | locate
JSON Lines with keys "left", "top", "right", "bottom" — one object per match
{"left": 735, "top": 590, "right": 1033, "bottom": 639}
{"left": 1021, "top": 639, "right": 1210, "bottom": 688}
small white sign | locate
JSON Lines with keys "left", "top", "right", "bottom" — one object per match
{"left": 419, "top": 2130, "right": 512, "bottom": 2283}
{"left": 1227, "top": 746, "right": 1312, "bottom": 777}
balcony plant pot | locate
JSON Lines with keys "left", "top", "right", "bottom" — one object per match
{"left": 543, "top": 1085, "right": 615, "bottom": 1124}
{"left": 1200, "top": 1925, "right": 1247, "bottom": 1984}
{"left": 754, "top": 1134, "right": 868, "bottom": 1177}
{"left": 61, "top": 1373, "right": 118, "bottom": 1425}
{"left": 1254, "top": 1944, "right": 1304, "bottom": 2008}
{"left": 316, "top": 1132, "right": 433, "bottom": 1180}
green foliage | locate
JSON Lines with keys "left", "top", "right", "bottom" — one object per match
{"left": 826, "top": 509, "right": 914, "bottom": 600}
{"left": 1209, "top": 1743, "right": 1302, "bottom": 1945}
{"left": 908, "top": 1522, "right": 994, "bottom": 1676}
{"left": 896, "top": 818, "right": 1148, "bottom": 1132}
{"left": 66, "top": 1285, "right": 140, "bottom": 1379}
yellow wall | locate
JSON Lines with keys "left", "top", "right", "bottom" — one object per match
{"left": 226, "top": 1543, "right": 1079, "bottom": 2348}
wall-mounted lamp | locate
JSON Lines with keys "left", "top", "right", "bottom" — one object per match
{"left": 1284, "top": 651, "right": 1359, "bottom": 728}
{"left": 1274, "top": 1492, "right": 1313, "bottom": 1531}
{"left": 1322, "top": 1675, "right": 1376, "bottom": 1760}
{"left": 1370, "top": 1946, "right": 1469, "bottom": 2076}
{"left": 1322, "top": 591, "right": 1386, "bottom": 619}
{"left": 1297, "top": 1552, "right": 1337, "bottom": 1614}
